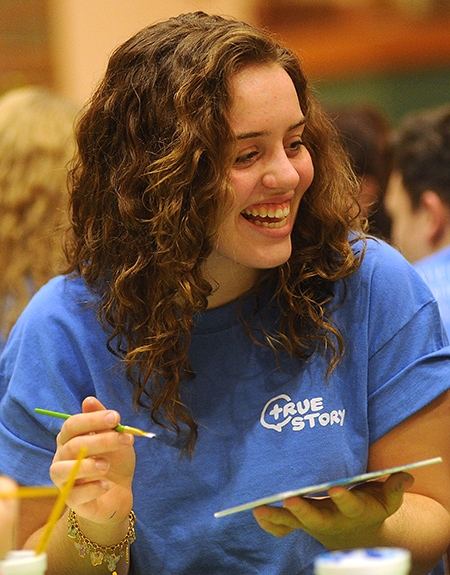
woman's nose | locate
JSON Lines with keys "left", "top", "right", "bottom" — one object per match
{"left": 261, "top": 151, "right": 300, "bottom": 190}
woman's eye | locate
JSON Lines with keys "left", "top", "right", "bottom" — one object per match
{"left": 234, "top": 150, "right": 259, "bottom": 166}
{"left": 285, "top": 140, "right": 305, "bottom": 156}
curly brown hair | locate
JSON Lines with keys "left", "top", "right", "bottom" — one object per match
{"left": 66, "top": 12, "right": 365, "bottom": 453}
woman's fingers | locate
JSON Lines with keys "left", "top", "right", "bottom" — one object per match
{"left": 82, "top": 396, "right": 107, "bottom": 412}
{"left": 55, "top": 397, "right": 123, "bottom": 447}
{"left": 253, "top": 503, "right": 301, "bottom": 536}
{"left": 51, "top": 456, "right": 110, "bottom": 485}
{"left": 56, "top": 410, "right": 121, "bottom": 446}
{"left": 377, "top": 471, "right": 414, "bottom": 514}
{"left": 254, "top": 471, "right": 415, "bottom": 541}
{"left": 57, "top": 474, "right": 110, "bottom": 508}
{"left": 326, "top": 471, "right": 414, "bottom": 517}
{"left": 54, "top": 429, "right": 134, "bottom": 470}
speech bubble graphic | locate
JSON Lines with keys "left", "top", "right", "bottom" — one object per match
{"left": 260, "top": 394, "right": 293, "bottom": 432}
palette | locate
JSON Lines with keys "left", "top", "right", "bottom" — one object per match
{"left": 214, "top": 456, "right": 442, "bottom": 517}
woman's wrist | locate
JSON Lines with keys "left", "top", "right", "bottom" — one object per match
{"left": 69, "top": 506, "right": 134, "bottom": 544}
{"left": 67, "top": 509, "right": 136, "bottom": 574}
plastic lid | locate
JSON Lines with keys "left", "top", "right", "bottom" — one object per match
{"left": 0, "top": 551, "right": 47, "bottom": 575}
{"left": 314, "top": 548, "right": 411, "bottom": 575}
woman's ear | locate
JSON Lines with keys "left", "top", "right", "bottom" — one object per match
{"left": 420, "top": 189, "right": 450, "bottom": 246}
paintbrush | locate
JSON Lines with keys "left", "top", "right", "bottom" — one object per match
{"left": 0, "top": 486, "right": 60, "bottom": 499}
{"left": 34, "top": 408, "right": 156, "bottom": 438}
{"left": 34, "top": 446, "right": 87, "bottom": 555}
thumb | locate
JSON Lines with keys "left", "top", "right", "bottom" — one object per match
{"left": 82, "top": 396, "right": 107, "bottom": 413}
{"left": 382, "top": 471, "right": 414, "bottom": 515}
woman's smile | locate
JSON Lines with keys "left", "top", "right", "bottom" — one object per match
{"left": 241, "top": 200, "right": 291, "bottom": 228}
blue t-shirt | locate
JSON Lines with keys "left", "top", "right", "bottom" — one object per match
{"left": 414, "top": 245, "right": 450, "bottom": 338}
{"left": 0, "top": 238, "right": 449, "bottom": 575}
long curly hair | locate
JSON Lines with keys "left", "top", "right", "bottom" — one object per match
{"left": 0, "top": 86, "right": 79, "bottom": 339}
{"left": 66, "top": 12, "right": 365, "bottom": 453}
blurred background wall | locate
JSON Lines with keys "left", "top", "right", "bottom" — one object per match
{"left": 1, "top": 0, "right": 450, "bottom": 123}
{"left": 0, "top": 0, "right": 258, "bottom": 104}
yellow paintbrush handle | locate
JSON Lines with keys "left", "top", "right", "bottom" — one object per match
{"left": 0, "top": 486, "right": 59, "bottom": 499}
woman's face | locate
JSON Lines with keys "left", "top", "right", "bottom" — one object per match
{"left": 205, "top": 63, "right": 314, "bottom": 306}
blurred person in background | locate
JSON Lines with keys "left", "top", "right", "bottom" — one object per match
{"left": 0, "top": 86, "right": 79, "bottom": 353}
{"left": 326, "top": 104, "right": 392, "bottom": 239}
{"left": 0, "top": 475, "right": 18, "bottom": 560}
{"left": 385, "top": 104, "right": 450, "bottom": 337}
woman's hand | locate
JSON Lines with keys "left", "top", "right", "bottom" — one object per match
{"left": 253, "top": 471, "right": 414, "bottom": 549}
{"left": 50, "top": 396, "right": 136, "bottom": 527}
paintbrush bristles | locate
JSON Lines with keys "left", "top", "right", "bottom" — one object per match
{"left": 119, "top": 425, "right": 156, "bottom": 438}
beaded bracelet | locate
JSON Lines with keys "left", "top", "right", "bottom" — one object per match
{"left": 68, "top": 509, "right": 136, "bottom": 574}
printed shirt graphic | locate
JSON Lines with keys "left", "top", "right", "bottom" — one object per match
{"left": 260, "top": 394, "right": 345, "bottom": 432}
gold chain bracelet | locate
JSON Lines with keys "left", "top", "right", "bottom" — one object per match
{"left": 68, "top": 509, "right": 136, "bottom": 574}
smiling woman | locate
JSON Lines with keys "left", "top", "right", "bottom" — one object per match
{"left": 0, "top": 11, "right": 449, "bottom": 575}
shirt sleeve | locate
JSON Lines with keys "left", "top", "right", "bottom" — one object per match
{"left": 0, "top": 276, "right": 99, "bottom": 485}
{"left": 362, "top": 240, "right": 450, "bottom": 443}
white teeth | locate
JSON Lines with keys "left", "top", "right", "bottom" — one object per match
{"left": 252, "top": 219, "right": 285, "bottom": 228}
{"left": 242, "top": 204, "right": 290, "bottom": 219}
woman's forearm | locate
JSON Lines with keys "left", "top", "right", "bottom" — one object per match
{"left": 372, "top": 493, "right": 450, "bottom": 575}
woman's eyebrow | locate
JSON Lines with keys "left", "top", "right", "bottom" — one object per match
{"left": 288, "top": 118, "right": 307, "bottom": 132}
{"left": 236, "top": 129, "right": 269, "bottom": 141}
{"left": 236, "top": 118, "right": 306, "bottom": 141}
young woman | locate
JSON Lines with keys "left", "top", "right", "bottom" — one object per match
{"left": 0, "top": 12, "right": 449, "bottom": 575}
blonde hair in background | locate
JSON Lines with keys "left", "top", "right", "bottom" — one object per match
{"left": 0, "top": 86, "right": 80, "bottom": 338}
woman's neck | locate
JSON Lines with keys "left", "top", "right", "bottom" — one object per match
{"left": 204, "top": 257, "right": 261, "bottom": 310}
